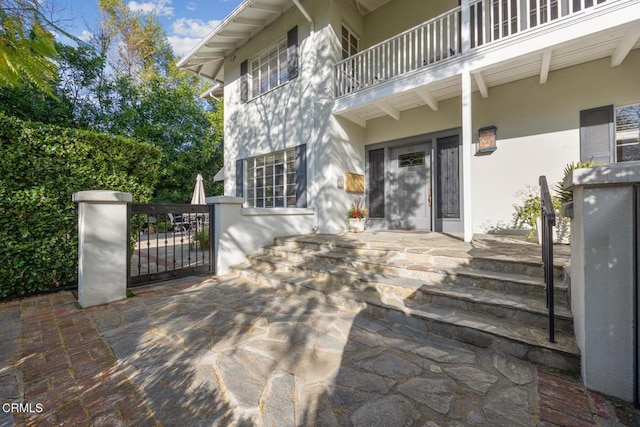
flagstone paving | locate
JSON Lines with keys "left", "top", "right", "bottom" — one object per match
{"left": 1, "top": 275, "right": 639, "bottom": 426}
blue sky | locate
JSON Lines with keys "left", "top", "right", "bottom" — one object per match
{"left": 56, "top": 0, "right": 244, "bottom": 58}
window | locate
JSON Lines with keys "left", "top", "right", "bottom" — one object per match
{"left": 616, "top": 104, "right": 640, "bottom": 162}
{"left": 398, "top": 152, "right": 425, "bottom": 167}
{"left": 246, "top": 148, "right": 297, "bottom": 208}
{"left": 250, "top": 39, "right": 289, "bottom": 98}
{"left": 341, "top": 25, "right": 359, "bottom": 60}
{"left": 240, "top": 27, "right": 297, "bottom": 102}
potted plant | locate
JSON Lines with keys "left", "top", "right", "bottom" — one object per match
{"left": 191, "top": 226, "right": 210, "bottom": 250}
{"left": 347, "top": 198, "right": 367, "bottom": 233}
{"left": 512, "top": 186, "right": 566, "bottom": 244}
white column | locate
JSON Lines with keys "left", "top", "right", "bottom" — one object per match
{"left": 462, "top": 68, "right": 474, "bottom": 242}
{"left": 461, "top": 0, "right": 474, "bottom": 242}
{"left": 73, "top": 190, "right": 132, "bottom": 308}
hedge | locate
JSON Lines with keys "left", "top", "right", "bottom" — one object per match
{"left": 0, "top": 114, "right": 162, "bottom": 298}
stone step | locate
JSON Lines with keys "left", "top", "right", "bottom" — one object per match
{"left": 262, "top": 245, "right": 569, "bottom": 305}
{"left": 271, "top": 235, "right": 566, "bottom": 281}
{"left": 243, "top": 254, "right": 573, "bottom": 333}
{"left": 230, "top": 265, "right": 580, "bottom": 373}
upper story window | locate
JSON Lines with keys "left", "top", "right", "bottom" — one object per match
{"left": 616, "top": 103, "right": 640, "bottom": 162}
{"left": 240, "top": 26, "right": 298, "bottom": 103}
{"left": 341, "top": 25, "right": 359, "bottom": 60}
{"left": 250, "top": 39, "right": 288, "bottom": 98}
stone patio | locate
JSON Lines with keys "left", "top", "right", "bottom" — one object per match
{"left": 1, "top": 271, "right": 639, "bottom": 426}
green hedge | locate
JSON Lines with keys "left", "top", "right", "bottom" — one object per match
{"left": 0, "top": 114, "right": 161, "bottom": 297}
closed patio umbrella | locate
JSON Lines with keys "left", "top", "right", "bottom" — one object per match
{"left": 191, "top": 173, "right": 206, "bottom": 205}
{"left": 186, "top": 174, "right": 207, "bottom": 230}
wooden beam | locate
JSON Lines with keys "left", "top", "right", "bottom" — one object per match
{"left": 204, "top": 42, "right": 237, "bottom": 50}
{"left": 188, "top": 57, "right": 222, "bottom": 65}
{"left": 415, "top": 87, "right": 439, "bottom": 111}
{"left": 474, "top": 72, "right": 489, "bottom": 98}
{"left": 340, "top": 111, "right": 367, "bottom": 128}
{"left": 217, "top": 31, "right": 249, "bottom": 39}
{"left": 250, "top": 3, "right": 281, "bottom": 13}
{"left": 611, "top": 26, "right": 640, "bottom": 67}
{"left": 205, "top": 60, "right": 225, "bottom": 81}
{"left": 232, "top": 18, "right": 265, "bottom": 27}
{"left": 374, "top": 100, "right": 400, "bottom": 120}
{"left": 540, "top": 50, "right": 552, "bottom": 84}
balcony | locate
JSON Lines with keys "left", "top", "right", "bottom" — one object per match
{"left": 334, "top": 0, "right": 633, "bottom": 102}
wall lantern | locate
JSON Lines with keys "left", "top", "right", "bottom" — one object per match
{"left": 478, "top": 126, "right": 497, "bottom": 154}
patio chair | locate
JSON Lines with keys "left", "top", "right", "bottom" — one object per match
{"left": 168, "top": 213, "right": 189, "bottom": 232}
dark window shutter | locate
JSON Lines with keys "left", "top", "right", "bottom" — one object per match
{"left": 295, "top": 144, "right": 307, "bottom": 208}
{"left": 368, "top": 149, "right": 385, "bottom": 218}
{"left": 580, "top": 105, "right": 614, "bottom": 164}
{"left": 437, "top": 136, "right": 460, "bottom": 219}
{"left": 235, "top": 159, "right": 244, "bottom": 198}
{"left": 240, "top": 60, "right": 249, "bottom": 103}
{"left": 287, "top": 26, "right": 299, "bottom": 81}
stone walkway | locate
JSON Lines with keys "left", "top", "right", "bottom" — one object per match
{"left": 1, "top": 275, "right": 638, "bottom": 426}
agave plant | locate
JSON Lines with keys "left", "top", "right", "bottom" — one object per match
{"left": 555, "top": 159, "right": 598, "bottom": 204}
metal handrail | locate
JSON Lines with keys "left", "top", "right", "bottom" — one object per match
{"left": 539, "top": 175, "right": 556, "bottom": 342}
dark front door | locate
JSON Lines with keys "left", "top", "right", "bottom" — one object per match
{"left": 435, "top": 135, "right": 460, "bottom": 232}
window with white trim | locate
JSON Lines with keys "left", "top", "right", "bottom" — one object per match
{"left": 616, "top": 103, "right": 640, "bottom": 162}
{"left": 250, "top": 39, "right": 288, "bottom": 98}
{"left": 341, "top": 25, "right": 359, "bottom": 60}
{"left": 246, "top": 148, "right": 297, "bottom": 208}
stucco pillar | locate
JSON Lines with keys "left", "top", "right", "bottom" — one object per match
{"left": 207, "top": 196, "right": 244, "bottom": 275}
{"left": 461, "top": 68, "right": 474, "bottom": 242}
{"left": 565, "top": 163, "right": 640, "bottom": 402}
{"left": 73, "top": 190, "right": 132, "bottom": 308}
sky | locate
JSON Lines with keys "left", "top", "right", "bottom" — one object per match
{"left": 55, "top": 0, "right": 244, "bottom": 59}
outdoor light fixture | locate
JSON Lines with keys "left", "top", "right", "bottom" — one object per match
{"left": 478, "top": 125, "right": 497, "bottom": 154}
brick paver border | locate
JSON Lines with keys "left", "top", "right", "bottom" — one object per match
{"left": 12, "top": 291, "right": 157, "bottom": 426}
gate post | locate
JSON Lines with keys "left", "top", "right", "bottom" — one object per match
{"left": 565, "top": 163, "right": 640, "bottom": 402}
{"left": 73, "top": 190, "right": 132, "bottom": 307}
{"left": 206, "top": 196, "right": 244, "bottom": 275}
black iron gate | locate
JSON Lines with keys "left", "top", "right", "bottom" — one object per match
{"left": 127, "top": 203, "right": 214, "bottom": 286}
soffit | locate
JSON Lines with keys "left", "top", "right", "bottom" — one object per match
{"left": 336, "top": 22, "right": 640, "bottom": 125}
{"left": 177, "top": 0, "right": 295, "bottom": 84}
{"left": 352, "top": 0, "right": 394, "bottom": 15}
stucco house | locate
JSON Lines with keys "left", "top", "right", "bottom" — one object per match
{"left": 178, "top": 0, "right": 640, "bottom": 242}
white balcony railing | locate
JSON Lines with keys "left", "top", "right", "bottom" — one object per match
{"left": 470, "top": 0, "right": 608, "bottom": 48}
{"left": 335, "top": 0, "right": 609, "bottom": 97}
{"left": 335, "top": 7, "right": 461, "bottom": 97}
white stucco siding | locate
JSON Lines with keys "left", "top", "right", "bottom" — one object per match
{"left": 221, "top": 0, "right": 640, "bottom": 237}
{"left": 222, "top": 0, "right": 366, "bottom": 234}
{"left": 223, "top": 0, "right": 321, "bottom": 199}
{"left": 471, "top": 49, "right": 640, "bottom": 233}
{"left": 360, "top": 50, "right": 640, "bottom": 234}
{"left": 361, "top": 0, "right": 458, "bottom": 48}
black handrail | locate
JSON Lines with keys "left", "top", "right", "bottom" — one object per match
{"left": 539, "top": 176, "right": 556, "bottom": 343}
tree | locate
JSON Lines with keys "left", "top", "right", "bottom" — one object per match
{"left": 0, "top": 0, "right": 224, "bottom": 202}
{"left": 0, "top": 0, "right": 58, "bottom": 95}
{"left": 90, "top": 0, "right": 224, "bottom": 202}
{"left": 98, "top": 0, "right": 174, "bottom": 81}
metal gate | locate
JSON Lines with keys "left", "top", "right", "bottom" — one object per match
{"left": 127, "top": 203, "right": 214, "bottom": 286}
